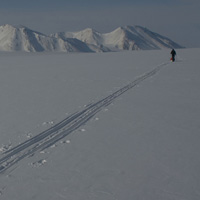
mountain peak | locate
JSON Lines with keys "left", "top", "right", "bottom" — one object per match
{"left": 1, "top": 24, "right": 27, "bottom": 30}
{"left": 81, "top": 28, "right": 98, "bottom": 33}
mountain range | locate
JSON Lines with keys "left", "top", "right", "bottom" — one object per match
{"left": 0, "top": 24, "right": 183, "bottom": 52}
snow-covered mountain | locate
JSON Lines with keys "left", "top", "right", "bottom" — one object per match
{"left": 53, "top": 25, "right": 183, "bottom": 51}
{"left": 104, "top": 26, "right": 183, "bottom": 50}
{"left": 0, "top": 24, "right": 93, "bottom": 52}
{"left": 52, "top": 28, "right": 110, "bottom": 52}
{"left": 0, "top": 24, "right": 183, "bottom": 52}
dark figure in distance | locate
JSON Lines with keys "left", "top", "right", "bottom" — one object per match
{"left": 170, "top": 49, "right": 176, "bottom": 62}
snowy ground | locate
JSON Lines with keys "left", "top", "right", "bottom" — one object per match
{"left": 0, "top": 48, "right": 200, "bottom": 199}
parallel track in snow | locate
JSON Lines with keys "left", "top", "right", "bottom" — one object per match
{"left": 0, "top": 62, "right": 168, "bottom": 174}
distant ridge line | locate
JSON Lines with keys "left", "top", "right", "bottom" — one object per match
{"left": 0, "top": 24, "right": 184, "bottom": 52}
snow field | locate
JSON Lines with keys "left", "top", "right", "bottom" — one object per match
{"left": 0, "top": 48, "right": 200, "bottom": 199}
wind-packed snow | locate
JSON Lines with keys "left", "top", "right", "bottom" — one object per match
{"left": 0, "top": 48, "right": 200, "bottom": 200}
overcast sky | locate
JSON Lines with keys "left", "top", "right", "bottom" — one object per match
{"left": 0, "top": 0, "right": 199, "bottom": 47}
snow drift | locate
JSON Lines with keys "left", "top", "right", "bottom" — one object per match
{"left": 0, "top": 24, "right": 183, "bottom": 52}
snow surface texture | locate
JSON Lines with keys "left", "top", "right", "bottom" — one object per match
{"left": 0, "top": 49, "right": 200, "bottom": 200}
{"left": 0, "top": 24, "right": 183, "bottom": 52}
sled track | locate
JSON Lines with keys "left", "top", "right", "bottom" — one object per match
{"left": 0, "top": 62, "right": 168, "bottom": 174}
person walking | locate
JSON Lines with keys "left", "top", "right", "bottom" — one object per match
{"left": 170, "top": 49, "right": 176, "bottom": 62}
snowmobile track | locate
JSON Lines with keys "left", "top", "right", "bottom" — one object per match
{"left": 0, "top": 62, "right": 169, "bottom": 174}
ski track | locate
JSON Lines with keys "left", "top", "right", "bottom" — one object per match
{"left": 0, "top": 62, "right": 169, "bottom": 174}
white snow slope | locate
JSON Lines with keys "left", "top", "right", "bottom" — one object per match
{"left": 0, "top": 48, "right": 200, "bottom": 200}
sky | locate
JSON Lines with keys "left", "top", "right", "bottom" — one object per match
{"left": 0, "top": 0, "right": 199, "bottom": 47}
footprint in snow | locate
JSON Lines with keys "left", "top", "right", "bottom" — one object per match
{"left": 50, "top": 144, "right": 57, "bottom": 148}
{"left": 60, "top": 140, "right": 71, "bottom": 144}
{"left": 0, "top": 187, "right": 6, "bottom": 196}
{"left": 42, "top": 121, "right": 54, "bottom": 126}
{"left": 26, "top": 133, "right": 33, "bottom": 138}
{"left": 31, "top": 159, "right": 47, "bottom": 167}
{"left": 0, "top": 144, "right": 12, "bottom": 153}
